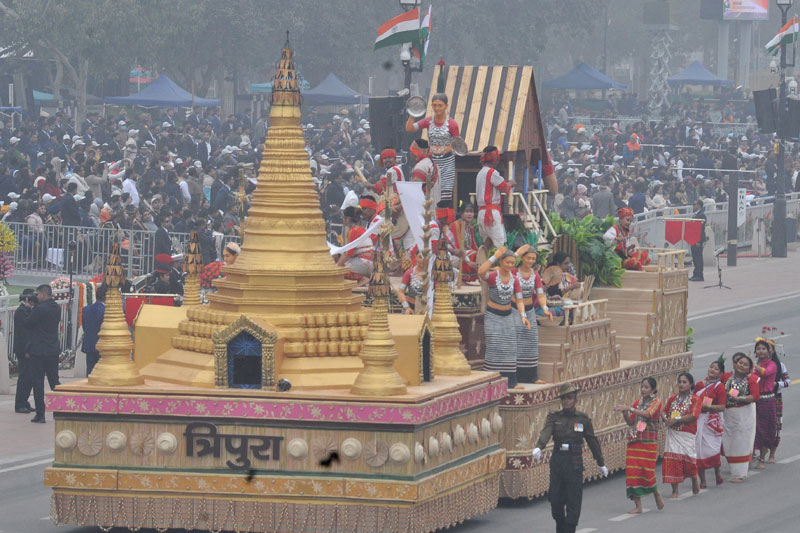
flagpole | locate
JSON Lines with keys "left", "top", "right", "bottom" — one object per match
{"left": 773, "top": 0, "right": 795, "bottom": 258}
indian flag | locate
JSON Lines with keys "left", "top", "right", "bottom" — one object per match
{"left": 766, "top": 16, "right": 799, "bottom": 56}
{"left": 412, "top": 5, "right": 432, "bottom": 65}
{"left": 375, "top": 8, "right": 420, "bottom": 50}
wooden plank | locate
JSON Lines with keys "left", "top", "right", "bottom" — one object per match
{"left": 478, "top": 66, "right": 504, "bottom": 151}
{"left": 464, "top": 66, "right": 489, "bottom": 152}
{"left": 453, "top": 65, "right": 473, "bottom": 134}
{"left": 507, "top": 67, "right": 532, "bottom": 153}
{"left": 493, "top": 66, "right": 517, "bottom": 149}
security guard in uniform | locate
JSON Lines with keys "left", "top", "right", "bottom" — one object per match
{"left": 532, "top": 383, "right": 608, "bottom": 533}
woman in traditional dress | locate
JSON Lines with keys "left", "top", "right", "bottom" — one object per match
{"left": 550, "top": 252, "right": 581, "bottom": 298}
{"left": 722, "top": 353, "right": 759, "bottom": 482}
{"left": 335, "top": 205, "right": 373, "bottom": 286}
{"left": 662, "top": 372, "right": 701, "bottom": 498}
{"left": 478, "top": 246, "right": 529, "bottom": 388}
{"left": 406, "top": 93, "right": 460, "bottom": 203}
{"left": 512, "top": 245, "right": 552, "bottom": 384}
{"left": 445, "top": 203, "right": 480, "bottom": 282}
{"left": 396, "top": 248, "right": 426, "bottom": 315}
{"left": 222, "top": 242, "right": 240, "bottom": 265}
{"left": 694, "top": 357, "right": 727, "bottom": 488}
{"left": 752, "top": 339, "right": 778, "bottom": 469}
{"left": 614, "top": 377, "right": 665, "bottom": 514}
{"left": 767, "top": 340, "right": 790, "bottom": 463}
{"left": 602, "top": 207, "right": 650, "bottom": 271}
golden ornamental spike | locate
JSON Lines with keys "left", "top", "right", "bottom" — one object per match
{"left": 351, "top": 197, "right": 407, "bottom": 396}
{"left": 430, "top": 238, "right": 471, "bottom": 376}
{"left": 88, "top": 243, "right": 143, "bottom": 386}
{"left": 182, "top": 231, "right": 203, "bottom": 307}
{"left": 417, "top": 169, "right": 434, "bottom": 314}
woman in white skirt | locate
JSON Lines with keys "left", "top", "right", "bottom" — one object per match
{"left": 722, "top": 353, "right": 760, "bottom": 483}
{"left": 662, "top": 372, "right": 701, "bottom": 498}
{"left": 694, "top": 357, "right": 728, "bottom": 488}
{"left": 512, "top": 245, "right": 552, "bottom": 383}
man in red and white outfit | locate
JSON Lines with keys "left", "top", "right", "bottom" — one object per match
{"left": 372, "top": 147, "right": 404, "bottom": 195}
{"left": 410, "top": 139, "right": 441, "bottom": 205}
{"left": 475, "top": 145, "right": 513, "bottom": 248}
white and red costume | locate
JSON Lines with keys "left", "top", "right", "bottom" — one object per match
{"left": 476, "top": 165, "right": 511, "bottom": 247}
{"left": 374, "top": 165, "right": 404, "bottom": 195}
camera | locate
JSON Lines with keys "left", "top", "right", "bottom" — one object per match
{"left": 19, "top": 292, "right": 38, "bottom": 305}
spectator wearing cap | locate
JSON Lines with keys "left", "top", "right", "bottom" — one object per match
{"left": 5, "top": 137, "right": 27, "bottom": 170}
{"left": 149, "top": 254, "right": 183, "bottom": 296}
{"left": 55, "top": 134, "right": 71, "bottom": 159}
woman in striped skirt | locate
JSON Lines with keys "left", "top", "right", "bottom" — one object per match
{"left": 614, "top": 377, "right": 665, "bottom": 514}
{"left": 512, "top": 245, "right": 552, "bottom": 383}
{"left": 406, "top": 93, "right": 460, "bottom": 203}
{"left": 478, "top": 246, "right": 529, "bottom": 388}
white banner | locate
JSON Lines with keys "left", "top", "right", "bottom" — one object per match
{"left": 327, "top": 216, "right": 383, "bottom": 255}
{"left": 395, "top": 181, "right": 426, "bottom": 251}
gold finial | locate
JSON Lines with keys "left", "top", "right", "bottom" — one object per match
{"left": 351, "top": 248, "right": 407, "bottom": 396}
{"left": 88, "top": 244, "right": 143, "bottom": 386}
{"left": 182, "top": 231, "right": 203, "bottom": 307}
{"left": 417, "top": 171, "right": 434, "bottom": 314}
{"left": 430, "top": 239, "right": 471, "bottom": 376}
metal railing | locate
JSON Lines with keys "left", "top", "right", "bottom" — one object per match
{"left": 631, "top": 192, "right": 800, "bottom": 251}
{"left": 2, "top": 288, "right": 79, "bottom": 375}
{"left": 6, "top": 222, "right": 242, "bottom": 280}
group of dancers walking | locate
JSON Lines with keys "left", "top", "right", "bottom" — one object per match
{"left": 614, "top": 338, "right": 790, "bottom": 514}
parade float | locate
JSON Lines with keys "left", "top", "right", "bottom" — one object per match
{"left": 41, "top": 45, "right": 691, "bottom": 532}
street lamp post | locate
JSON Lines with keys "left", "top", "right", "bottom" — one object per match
{"left": 773, "top": 0, "right": 795, "bottom": 258}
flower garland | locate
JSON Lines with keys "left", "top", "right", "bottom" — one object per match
{"left": 198, "top": 261, "right": 224, "bottom": 289}
{"left": 50, "top": 276, "right": 72, "bottom": 301}
{"left": 0, "top": 254, "right": 14, "bottom": 281}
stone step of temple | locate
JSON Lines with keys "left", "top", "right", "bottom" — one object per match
{"left": 537, "top": 343, "right": 566, "bottom": 363}
{"left": 279, "top": 355, "right": 365, "bottom": 390}
{"left": 590, "top": 288, "right": 657, "bottom": 313}
{"left": 608, "top": 311, "right": 656, "bottom": 337}
{"left": 537, "top": 361, "right": 563, "bottom": 384}
{"left": 140, "top": 361, "right": 215, "bottom": 387}
{"left": 616, "top": 335, "right": 650, "bottom": 361}
{"left": 151, "top": 348, "right": 215, "bottom": 370}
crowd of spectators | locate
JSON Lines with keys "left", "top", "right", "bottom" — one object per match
{"left": 541, "top": 96, "right": 800, "bottom": 220}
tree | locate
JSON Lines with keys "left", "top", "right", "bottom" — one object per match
{"left": 0, "top": 0, "right": 143, "bottom": 125}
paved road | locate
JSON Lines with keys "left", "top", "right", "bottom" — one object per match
{"left": 1, "top": 292, "right": 797, "bottom": 533}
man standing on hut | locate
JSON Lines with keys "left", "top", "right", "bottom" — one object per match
{"left": 475, "top": 146, "right": 513, "bottom": 249}
{"left": 532, "top": 383, "right": 608, "bottom": 533}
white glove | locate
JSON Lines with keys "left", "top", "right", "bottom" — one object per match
{"left": 600, "top": 466, "right": 609, "bottom": 478}
{"left": 532, "top": 447, "right": 542, "bottom": 460}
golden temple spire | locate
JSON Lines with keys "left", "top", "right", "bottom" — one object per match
{"left": 351, "top": 246, "right": 407, "bottom": 396}
{"left": 182, "top": 231, "right": 203, "bottom": 307}
{"left": 207, "top": 34, "right": 362, "bottom": 317}
{"left": 88, "top": 243, "right": 143, "bottom": 386}
{"left": 430, "top": 242, "right": 471, "bottom": 376}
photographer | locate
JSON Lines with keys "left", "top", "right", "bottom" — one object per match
{"left": 24, "top": 284, "right": 62, "bottom": 423}
{"left": 12, "top": 289, "right": 36, "bottom": 414}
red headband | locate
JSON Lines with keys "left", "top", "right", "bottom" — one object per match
{"left": 360, "top": 198, "right": 377, "bottom": 211}
{"left": 480, "top": 149, "right": 500, "bottom": 165}
{"left": 410, "top": 142, "right": 426, "bottom": 160}
{"left": 618, "top": 207, "right": 634, "bottom": 219}
{"left": 380, "top": 148, "right": 397, "bottom": 162}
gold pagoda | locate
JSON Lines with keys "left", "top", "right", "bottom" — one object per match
{"left": 140, "top": 38, "right": 368, "bottom": 389}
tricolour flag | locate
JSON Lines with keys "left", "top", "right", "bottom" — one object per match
{"left": 766, "top": 16, "right": 799, "bottom": 56}
{"left": 411, "top": 5, "right": 432, "bottom": 66}
{"left": 375, "top": 8, "right": 420, "bottom": 50}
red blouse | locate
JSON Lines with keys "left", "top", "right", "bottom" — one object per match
{"left": 664, "top": 393, "right": 702, "bottom": 434}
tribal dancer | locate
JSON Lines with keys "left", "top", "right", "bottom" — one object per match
{"left": 512, "top": 244, "right": 551, "bottom": 383}
{"left": 764, "top": 338, "right": 790, "bottom": 463}
{"left": 445, "top": 203, "right": 480, "bottom": 282}
{"left": 662, "top": 372, "right": 701, "bottom": 498}
{"left": 372, "top": 147, "right": 404, "bottom": 195}
{"left": 614, "top": 377, "right": 665, "bottom": 514}
{"left": 396, "top": 247, "right": 425, "bottom": 314}
{"left": 336, "top": 205, "right": 373, "bottom": 285}
{"left": 406, "top": 92, "right": 460, "bottom": 203}
{"left": 478, "top": 246, "right": 529, "bottom": 388}
{"left": 722, "top": 353, "right": 759, "bottom": 483}
{"left": 476, "top": 146, "right": 513, "bottom": 249}
{"left": 603, "top": 207, "right": 650, "bottom": 270}
{"left": 752, "top": 339, "right": 778, "bottom": 469}
{"left": 694, "top": 356, "right": 727, "bottom": 488}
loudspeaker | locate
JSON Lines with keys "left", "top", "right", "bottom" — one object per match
{"left": 753, "top": 88, "right": 778, "bottom": 133}
{"left": 700, "top": 0, "right": 723, "bottom": 21}
{"left": 784, "top": 98, "right": 800, "bottom": 138}
{"left": 368, "top": 96, "right": 406, "bottom": 151}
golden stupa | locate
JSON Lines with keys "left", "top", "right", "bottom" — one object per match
{"left": 140, "top": 37, "right": 369, "bottom": 389}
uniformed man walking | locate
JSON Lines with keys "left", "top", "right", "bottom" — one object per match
{"left": 532, "top": 383, "right": 608, "bottom": 533}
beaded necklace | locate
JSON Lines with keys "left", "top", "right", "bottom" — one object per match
{"left": 726, "top": 373, "right": 750, "bottom": 407}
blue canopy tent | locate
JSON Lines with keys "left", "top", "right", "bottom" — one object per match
{"left": 667, "top": 61, "right": 733, "bottom": 87}
{"left": 543, "top": 62, "right": 628, "bottom": 90}
{"left": 104, "top": 75, "right": 220, "bottom": 107}
{"left": 302, "top": 73, "right": 367, "bottom": 105}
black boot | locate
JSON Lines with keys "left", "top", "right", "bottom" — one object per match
{"left": 517, "top": 366, "right": 538, "bottom": 383}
